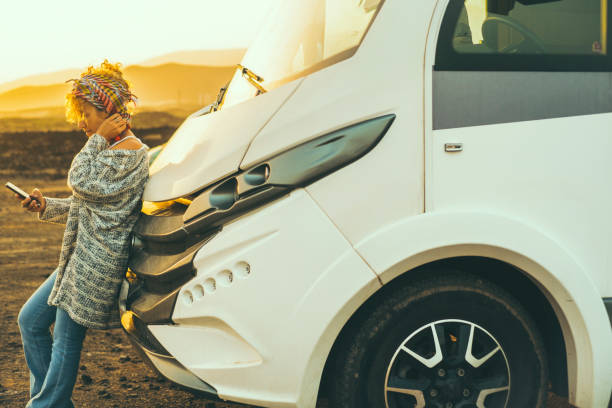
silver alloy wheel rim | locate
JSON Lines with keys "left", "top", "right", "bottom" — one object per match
{"left": 384, "top": 319, "right": 510, "bottom": 408}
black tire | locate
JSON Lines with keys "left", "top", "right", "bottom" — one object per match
{"left": 329, "top": 271, "right": 548, "bottom": 408}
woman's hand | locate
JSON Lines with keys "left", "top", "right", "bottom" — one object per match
{"left": 18, "top": 188, "right": 46, "bottom": 213}
{"left": 96, "top": 113, "right": 127, "bottom": 142}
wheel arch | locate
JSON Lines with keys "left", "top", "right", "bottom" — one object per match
{"left": 319, "top": 256, "right": 568, "bottom": 402}
{"left": 316, "top": 211, "right": 612, "bottom": 407}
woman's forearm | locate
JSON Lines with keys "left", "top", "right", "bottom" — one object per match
{"left": 38, "top": 196, "right": 73, "bottom": 225}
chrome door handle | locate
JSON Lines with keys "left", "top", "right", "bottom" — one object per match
{"left": 445, "top": 143, "right": 463, "bottom": 152}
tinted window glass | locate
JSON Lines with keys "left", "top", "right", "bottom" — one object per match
{"left": 436, "top": 0, "right": 611, "bottom": 71}
{"left": 455, "top": 0, "right": 605, "bottom": 55}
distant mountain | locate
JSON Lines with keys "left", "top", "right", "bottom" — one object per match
{"left": 138, "top": 48, "right": 246, "bottom": 67}
{"left": 0, "top": 68, "right": 82, "bottom": 94}
{"left": 0, "top": 83, "right": 72, "bottom": 112}
{"left": 0, "top": 63, "right": 237, "bottom": 112}
{"left": 0, "top": 48, "right": 245, "bottom": 95}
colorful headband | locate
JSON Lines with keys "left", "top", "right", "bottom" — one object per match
{"left": 66, "top": 73, "right": 137, "bottom": 120}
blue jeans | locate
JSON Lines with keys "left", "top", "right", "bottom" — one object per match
{"left": 18, "top": 270, "right": 88, "bottom": 408}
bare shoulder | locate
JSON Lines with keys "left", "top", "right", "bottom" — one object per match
{"left": 110, "top": 137, "right": 144, "bottom": 151}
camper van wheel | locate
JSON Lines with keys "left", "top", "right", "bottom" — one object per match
{"left": 329, "top": 272, "right": 548, "bottom": 408}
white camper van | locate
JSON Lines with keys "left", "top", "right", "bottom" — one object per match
{"left": 118, "top": 0, "right": 612, "bottom": 407}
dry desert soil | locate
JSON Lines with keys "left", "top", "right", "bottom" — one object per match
{"left": 0, "top": 178, "right": 260, "bottom": 408}
{"left": 0, "top": 132, "right": 572, "bottom": 407}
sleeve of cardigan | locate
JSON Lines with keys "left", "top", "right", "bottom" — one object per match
{"left": 68, "top": 134, "right": 146, "bottom": 203}
{"left": 38, "top": 196, "right": 72, "bottom": 225}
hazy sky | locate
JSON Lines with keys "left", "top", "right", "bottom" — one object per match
{"left": 0, "top": 0, "right": 280, "bottom": 85}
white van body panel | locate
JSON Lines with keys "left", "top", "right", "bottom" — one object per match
{"left": 421, "top": 114, "right": 612, "bottom": 405}
{"left": 428, "top": 114, "right": 612, "bottom": 295}
{"left": 423, "top": 0, "right": 612, "bottom": 296}
{"left": 240, "top": 0, "right": 432, "bottom": 249}
{"left": 355, "top": 210, "right": 612, "bottom": 407}
{"left": 142, "top": 79, "right": 302, "bottom": 202}
{"left": 157, "top": 190, "right": 380, "bottom": 407}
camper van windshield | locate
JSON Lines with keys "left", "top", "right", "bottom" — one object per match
{"left": 222, "top": 0, "right": 384, "bottom": 108}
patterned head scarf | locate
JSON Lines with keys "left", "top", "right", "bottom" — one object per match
{"left": 67, "top": 73, "right": 137, "bottom": 120}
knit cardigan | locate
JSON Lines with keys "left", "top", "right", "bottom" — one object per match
{"left": 39, "top": 134, "right": 148, "bottom": 329}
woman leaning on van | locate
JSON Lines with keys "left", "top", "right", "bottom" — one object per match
{"left": 14, "top": 60, "right": 149, "bottom": 408}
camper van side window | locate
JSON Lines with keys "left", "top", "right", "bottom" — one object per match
{"left": 435, "top": 0, "right": 611, "bottom": 71}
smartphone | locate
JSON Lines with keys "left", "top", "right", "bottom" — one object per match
{"left": 5, "top": 182, "right": 38, "bottom": 202}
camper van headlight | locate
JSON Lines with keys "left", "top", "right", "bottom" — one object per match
{"left": 183, "top": 114, "right": 396, "bottom": 223}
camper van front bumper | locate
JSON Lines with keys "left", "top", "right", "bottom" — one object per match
{"left": 118, "top": 279, "right": 218, "bottom": 396}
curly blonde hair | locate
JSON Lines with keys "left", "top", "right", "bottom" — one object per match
{"left": 65, "top": 59, "right": 135, "bottom": 124}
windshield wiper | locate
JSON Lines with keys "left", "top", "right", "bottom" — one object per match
{"left": 206, "top": 65, "right": 267, "bottom": 114}
{"left": 237, "top": 64, "right": 267, "bottom": 96}
{"left": 208, "top": 81, "right": 230, "bottom": 113}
